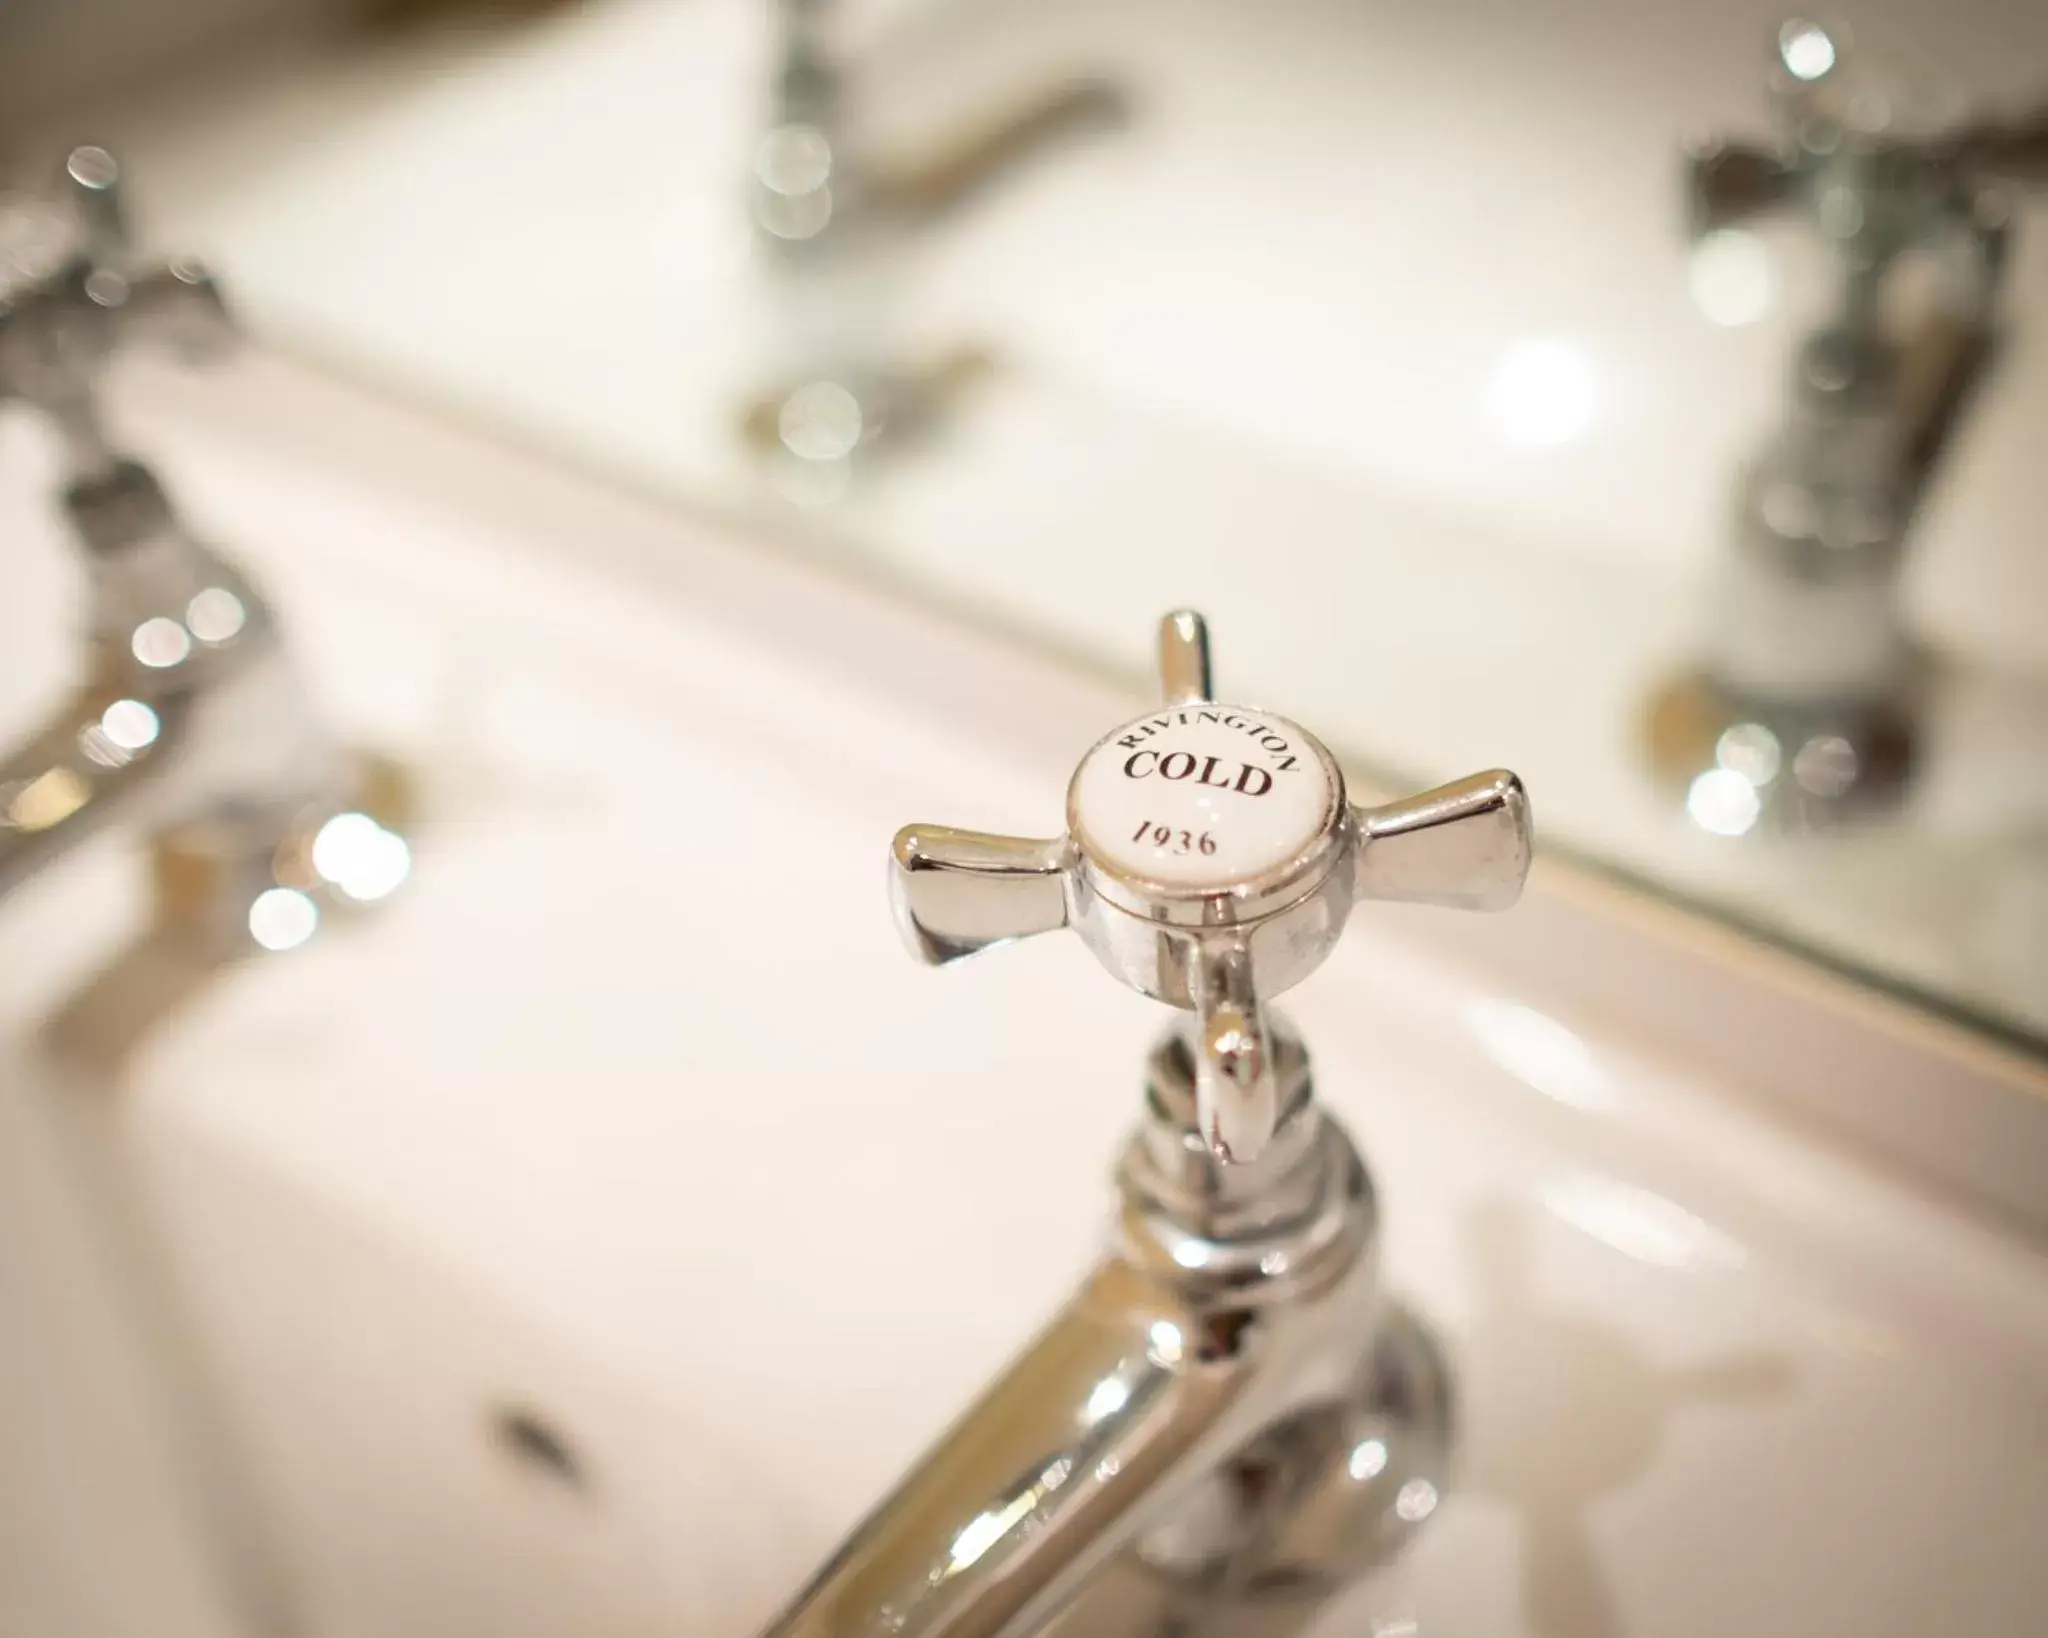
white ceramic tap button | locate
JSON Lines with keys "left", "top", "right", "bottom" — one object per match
{"left": 1068, "top": 705, "right": 1340, "bottom": 890}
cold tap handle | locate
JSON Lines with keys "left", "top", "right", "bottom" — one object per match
{"left": 886, "top": 611, "right": 1532, "bottom": 1164}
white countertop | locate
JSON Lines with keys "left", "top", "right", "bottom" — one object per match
{"left": 3, "top": 350, "right": 2047, "bottom": 1637}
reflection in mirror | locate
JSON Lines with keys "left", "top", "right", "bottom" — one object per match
{"left": 2, "top": 0, "right": 2043, "bottom": 1053}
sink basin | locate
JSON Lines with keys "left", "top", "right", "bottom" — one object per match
{"left": 3, "top": 354, "right": 2047, "bottom": 1637}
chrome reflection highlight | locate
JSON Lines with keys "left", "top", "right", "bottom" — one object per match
{"left": 66, "top": 143, "right": 120, "bottom": 193}
{"left": 1349, "top": 1436, "right": 1390, "bottom": 1481}
{"left": 131, "top": 615, "right": 192, "bottom": 668}
{"left": 754, "top": 124, "right": 835, "bottom": 242}
{"left": 1480, "top": 338, "right": 1599, "bottom": 449}
{"left": 1715, "top": 721, "right": 1782, "bottom": 787}
{"left": 99, "top": 698, "right": 161, "bottom": 753}
{"left": 1778, "top": 19, "right": 1838, "bottom": 82}
{"left": 1686, "top": 767, "right": 1762, "bottom": 837}
{"left": 1081, "top": 1373, "right": 1133, "bottom": 1426}
{"left": 1394, "top": 1478, "right": 1439, "bottom": 1523}
{"left": 947, "top": 1495, "right": 1033, "bottom": 1575}
{"left": 777, "top": 379, "right": 863, "bottom": 462}
{"left": 757, "top": 123, "right": 833, "bottom": 195}
{"left": 185, "top": 586, "right": 247, "bottom": 643}
{"left": 310, "top": 810, "right": 412, "bottom": 903}
{"left": 247, "top": 886, "right": 320, "bottom": 952}
{"left": 1464, "top": 998, "right": 1615, "bottom": 1111}
{"left": 1792, "top": 734, "right": 1859, "bottom": 799}
{"left": 1145, "top": 1319, "right": 1184, "bottom": 1366}
{"left": 79, "top": 698, "right": 164, "bottom": 769}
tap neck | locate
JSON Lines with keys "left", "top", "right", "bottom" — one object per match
{"left": 60, "top": 457, "right": 271, "bottom": 675}
{"left": 1118, "top": 1020, "right": 1373, "bottom": 1305}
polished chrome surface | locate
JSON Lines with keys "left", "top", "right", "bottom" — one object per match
{"left": 0, "top": 146, "right": 229, "bottom": 482}
{"left": 1155, "top": 608, "right": 1212, "bottom": 709}
{"left": 0, "top": 147, "right": 415, "bottom": 1638}
{"left": 766, "top": 613, "right": 1525, "bottom": 1636}
{"left": 1653, "top": 22, "right": 2047, "bottom": 826}
{"left": 744, "top": 0, "right": 1125, "bottom": 486}
{"left": 889, "top": 611, "right": 1530, "bottom": 1164}
{"left": 760, "top": 1025, "right": 1451, "bottom": 1638}
{"left": 752, "top": 0, "right": 1127, "bottom": 260}
{"left": 1355, "top": 769, "right": 1533, "bottom": 914}
{"left": 0, "top": 148, "right": 404, "bottom": 942}
{"left": 891, "top": 828, "right": 1070, "bottom": 965}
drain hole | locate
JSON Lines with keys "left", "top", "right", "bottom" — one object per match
{"left": 491, "top": 1404, "right": 587, "bottom": 1491}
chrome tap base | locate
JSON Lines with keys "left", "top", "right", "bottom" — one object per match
{"left": 1108, "top": 1301, "right": 1453, "bottom": 1637}
{"left": 760, "top": 1019, "right": 1453, "bottom": 1638}
{"left": 1642, "top": 664, "right": 1920, "bottom": 831}
{"left": 1662, "top": 20, "right": 2043, "bottom": 822}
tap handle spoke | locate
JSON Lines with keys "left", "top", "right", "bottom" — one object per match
{"left": 1156, "top": 608, "right": 1213, "bottom": 706}
{"left": 1684, "top": 138, "right": 1793, "bottom": 236}
{"left": 1695, "top": 22, "right": 2045, "bottom": 278}
{"left": 1352, "top": 770, "right": 1531, "bottom": 913}
{"left": 889, "top": 827, "right": 1071, "bottom": 965}
{"left": 888, "top": 611, "right": 1530, "bottom": 1165}
{"left": 2, "top": 146, "right": 238, "bottom": 447}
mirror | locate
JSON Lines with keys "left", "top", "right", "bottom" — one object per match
{"left": 4, "top": 0, "right": 2044, "bottom": 1049}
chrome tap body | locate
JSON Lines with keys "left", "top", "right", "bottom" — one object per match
{"left": 1686, "top": 23, "right": 2043, "bottom": 716}
{"left": 744, "top": 0, "right": 1126, "bottom": 480}
{"left": 762, "top": 613, "right": 1529, "bottom": 1637}
{"left": 0, "top": 463, "right": 339, "bottom": 907}
{"left": 751, "top": 0, "right": 1127, "bottom": 258}
{"left": 765, "top": 1027, "right": 1445, "bottom": 1638}
{"left": 0, "top": 149, "right": 342, "bottom": 921}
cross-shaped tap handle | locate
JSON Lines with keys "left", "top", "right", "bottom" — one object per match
{"left": 890, "top": 612, "right": 1531, "bottom": 1165}
{"left": 0, "top": 146, "right": 233, "bottom": 458}
{"left": 1686, "top": 20, "right": 2046, "bottom": 245}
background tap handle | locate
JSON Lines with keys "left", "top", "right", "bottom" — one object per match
{"left": 1684, "top": 138, "right": 1794, "bottom": 237}
{"left": 0, "top": 145, "right": 237, "bottom": 435}
{"left": 64, "top": 145, "right": 128, "bottom": 266}
{"left": 887, "top": 612, "right": 1532, "bottom": 1164}
{"left": 1943, "top": 105, "right": 2048, "bottom": 188}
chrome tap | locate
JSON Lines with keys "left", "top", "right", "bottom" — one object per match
{"left": 761, "top": 611, "right": 1531, "bottom": 1638}
{"left": 3, "top": 148, "right": 413, "bottom": 1638}
{"left": 750, "top": 0, "right": 1126, "bottom": 259}
{"left": 0, "top": 147, "right": 402, "bottom": 943}
{"left": 743, "top": 0, "right": 1125, "bottom": 488}
{"left": 1651, "top": 21, "right": 2047, "bottom": 823}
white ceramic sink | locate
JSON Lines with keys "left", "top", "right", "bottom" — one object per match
{"left": 3, "top": 355, "right": 2047, "bottom": 1638}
